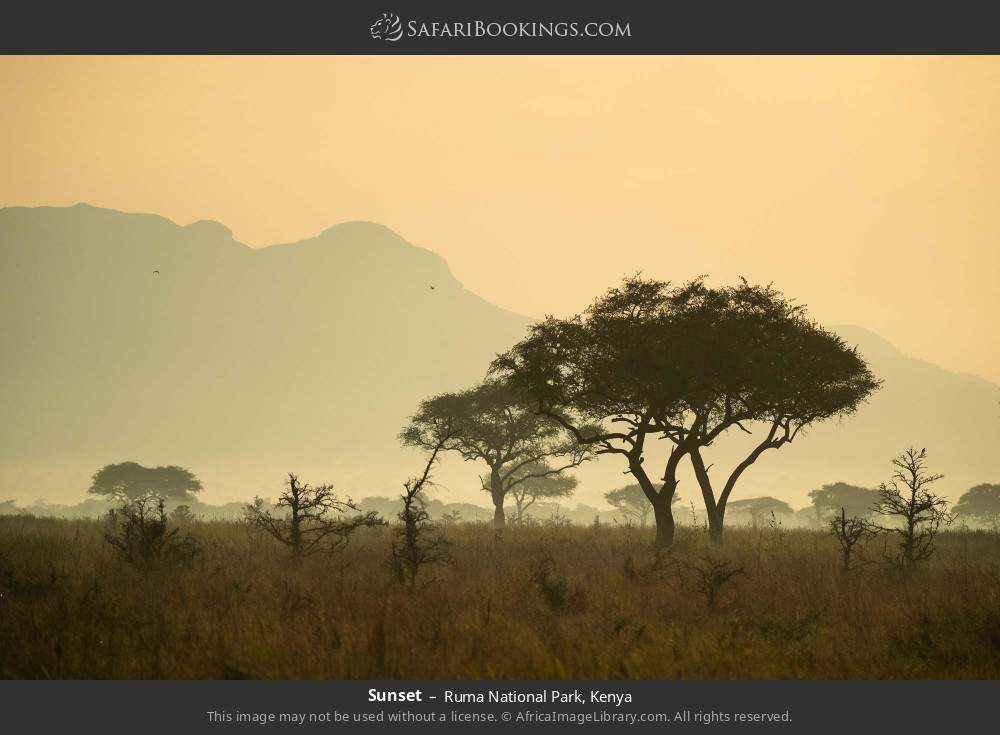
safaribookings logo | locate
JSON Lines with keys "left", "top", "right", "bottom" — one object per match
{"left": 370, "top": 12, "right": 403, "bottom": 42}
{"left": 369, "top": 13, "right": 631, "bottom": 42}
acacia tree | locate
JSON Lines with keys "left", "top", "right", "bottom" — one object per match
{"left": 497, "top": 461, "right": 578, "bottom": 523}
{"left": 872, "top": 448, "right": 952, "bottom": 568}
{"left": 89, "top": 462, "right": 202, "bottom": 502}
{"left": 726, "top": 497, "right": 794, "bottom": 525}
{"left": 808, "top": 482, "right": 880, "bottom": 523}
{"left": 953, "top": 483, "right": 1000, "bottom": 530}
{"left": 492, "top": 276, "right": 879, "bottom": 548}
{"left": 400, "top": 380, "right": 589, "bottom": 529}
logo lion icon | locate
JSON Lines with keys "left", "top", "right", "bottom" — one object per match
{"left": 370, "top": 12, "right": 403, "bottom": 42}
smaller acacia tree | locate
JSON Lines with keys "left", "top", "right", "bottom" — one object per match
{"left": 953, "top": 483, "right": 1000, "bottom": 531}
{"left": 400, "top": 380, "right": 589, "bottom": 529}
{"left": 498, "top": 461, "right": 578, "bottom": 523}
{"left": 89, "top": 462, "right": 202, "bottom": 502}
{"left": 726, "top": 497, "right": 794, "bottom": 526}
{"left": 872, "top": 448, "right": 952, "bottom": 569}
{"left": 808, "top": 482, "right": 880, "bottom": 524}
{"left": 604, "top": 484, "right": 673, "bottom": 527}
{"left": 244, "top": 474, "right": 382, "bottom": 557}
{"left": 829, "top": 508, "right": 874, "bottom": 574}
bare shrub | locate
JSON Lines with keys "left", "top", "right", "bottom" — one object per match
{"left": 244, "top": 473, "right": 382, "bottom": 558}
{"left": 529, "top": 550, "right": 586, "bottom": 612}
{"left": 829, "top": 507, "right": 873, "bottom": 573}
{"left": 872, "top": 448, "right": 953, "bottom": 569}
{"left": 390, "top": 483, "right": 450, "bottom": 588}
{"left": 104, "top": 495, "right": 199, "bottom": 567}
{"left": 675, "top": 555, "right": 745, "bottom": 610}
{"left": 391, "top": 420, "right": 454, "bottom": 587}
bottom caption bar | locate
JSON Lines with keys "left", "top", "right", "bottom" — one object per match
{"left": 1, "top": 680, "right": 994, "bottom": 732}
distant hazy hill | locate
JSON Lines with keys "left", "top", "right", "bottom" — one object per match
{"left": 0, "top": 204, "right": 529, "bottom": 503}
{"left": 1, "top": 204, "right": 997, "bottom": 508}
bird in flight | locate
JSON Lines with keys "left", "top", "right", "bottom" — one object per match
{"left": 153, "top": 270, "right": 160, "bottom": 275}
{"left": 429, "top": 285, "right": 436, "bottom": 290}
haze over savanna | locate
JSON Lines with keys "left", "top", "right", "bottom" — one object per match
{"left": 0, "top": 56, "right": 998, "bottom": 509}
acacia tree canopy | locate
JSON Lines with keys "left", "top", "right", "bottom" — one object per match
{"left": 953, "top": 483, "right": 1000, "bottom": 524}
{"left": 673, "top": 280, "right": 881, "bottom": 542}
{"left": 89, "top": 462, "right": 202, "bottom": 501}
{"left": 399, "top": 380, "right": 588, "bottom": 528}
{"left": 492, "top": 275, "right": 880, "bottom": 547}
{"left": 726, "top": 496, "right": 794, "bottom": 522}
{"left": 808, "top": 482, "right": 881, "bottom": 520}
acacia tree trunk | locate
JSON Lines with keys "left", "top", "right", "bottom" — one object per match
{"left": 902, "top": 508, "right": 917, "bottom": 568}
{"left": 690, "top": 447, "right": 765, "bottom": 546}
{"left": 489, "top": 468, "right": 506, "bottom": 529}
{"left": 690, "top": 450, "right": 727, "bottom": 545}
{"left": 690, "top": 425, "right": 784, "bottom": 547}
{"left": 707, "top": 506, "right": 725, "bottom": 544}
{"left": 631, "top": 453, "right": 682, "bottom": 549}
{"left": 289, "top": 509, "right": 302, "bottom": 555}
{"left": 492, "top": 502, "right": 506, "bottom": 529}
{"left": 651, "top": 492, "right": 675, "bottom": 548}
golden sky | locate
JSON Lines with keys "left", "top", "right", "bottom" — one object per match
{"left": 2, "top": 56, "right": 998, "bottom": 382}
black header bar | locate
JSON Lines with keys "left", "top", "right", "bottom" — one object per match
{"left": 2, "top": 1, "right": 999, "bottom": 54}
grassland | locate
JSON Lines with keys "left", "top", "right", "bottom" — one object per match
{"left": 1, "top": 514, "right": 999, "bottom": 679}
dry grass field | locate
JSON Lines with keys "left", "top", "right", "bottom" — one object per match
{"left": 2, "top": 514, "right": 999, "bottom": 679}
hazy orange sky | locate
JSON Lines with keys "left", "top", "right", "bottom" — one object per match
{"left": 2, "top": 56, "right": 998, "bottom": 382}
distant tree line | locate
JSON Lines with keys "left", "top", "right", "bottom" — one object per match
{"left": 5, "top": 463, "right": 997, "bottom": 540}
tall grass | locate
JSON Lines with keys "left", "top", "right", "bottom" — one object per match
{"left": 1, "top": 515, "right": 998, "bottom": 679}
